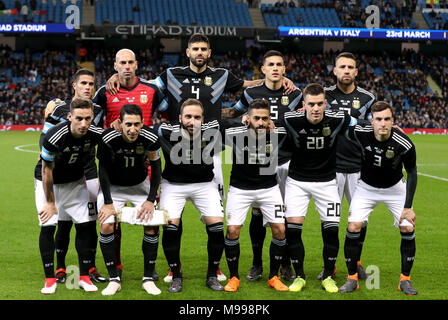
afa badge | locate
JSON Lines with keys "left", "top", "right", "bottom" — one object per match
{"left": 136, "top": 145, "right": 145, "bottom": 155}
{"left": 352, "top": 99, "right": 360, "bottom": 109}
{"left": 281, "top": 96, "right": 289, "bottom": 106}
{"left": 83, "top": 141, "right": 91, "bottom": 152}
{"left": 385, "top": 148, "right": 395, "bottom": 159}
{"left": 265, "top": 143, "right": 273, "bottom": 154}
{"left": 204, "top": 76, "right": 213, "bottom": 86}
{"left": 322, "top": 125, "right": 331, "bottom": 137}
{"left": 140, "top": 95, "right": 148, "bottom": 104}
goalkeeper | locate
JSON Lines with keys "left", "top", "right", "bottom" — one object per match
{"left": 96, "top": 104, "right": 162, "bottom": 296}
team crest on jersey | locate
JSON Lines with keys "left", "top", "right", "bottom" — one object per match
{"left": 136, "top": 145, "right": 145, "bottom": 155}
{"left": 265, "top": 143, "right": 273, "bottom": 154}
{"left": 322, "top": 125, "right": 331, "bottom": 137}
{"left": 281, "top": 96, "right": 289, "bottom": 106}
{"left": 352, "top": 99, "right": 360, "bottom": 109}
{"left": 83, "top": 141, "right": 91, "bottom": 152}
{"left": 204, "top": 76, "right": 213, "bottom": 86}
{"left": 385, "top": 148, "right": 395, "bottom": 159}
{"left": 140, "top": 95, "right": 148, "bottom": 104}
{"left": 201, "top": 139, "right": 207, "bottom": 148}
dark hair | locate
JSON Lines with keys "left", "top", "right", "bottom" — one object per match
{"left": 188, "top": 33, "right": 210, "bottom": 47}
{"left": 120, "top": 104, "right": 143, "bottom": 121}
{"left": 73, "top": 69, "right": 94, "bottom": 84}
{"left": 248, "top": 98, "right": 270, "bottom": 112}
{"left": 371, "top": 101, "right": 395, "bottom": 118}
{"left": 335, "top": 52, "right": 357, "bottom": 66}
{"left": 180, "top": 98, "right": 204, "bottom": 116}
{"left": 303, "top": 83, "right": 325, "bottom": 99}
{"left": 263, "top": 50, "right": 284, "bottom": 64}
{"left": 70, "top": 98, "right": 93, "bottom": 114}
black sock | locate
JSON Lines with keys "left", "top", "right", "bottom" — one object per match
{"left": 39, "top": 226, "right": 56, "bottom": 278}
{"left": 75, "top": 222, "right": 94, "bottom": 276}
{"left": 206, "top": 222, "right": 224, "bottom": 278}
{"left": 224, "top": 236, "right": 240, "bottom": 279}
{"left": 269, "top": 237, "right": 286, "bottom": 279}
{"left": 55, "top": 220, "right": 72, "bottom": 270}
{"left": 321, "top": 222, "right": 339, "bottom": 279}
{"left": 249, "top": 208, "right": 266, "bottom": 267}
{"left": 142, "top": 232, "right": 159, "bottom": 278}
{"left": 87, "top": 220, "right": 98, "bottom": 269}
{"left": 113, "top": 222, "right": 122, "bottom": 267}
{"left": 162, "top": 223, "right": 181, "bottom": 278}
{"left": 99, "top": 232, "right": 119, "bottom": 278}
{"left": 344, "top": 229, "right": 361, "bottom": 276}
{"left": 286, "top": 222, "right": 305, "bottom": 279}
{"left": 281, "top": 221, "right": 291, "bottom": 267}
{"left": 400, "top": 231, "right": 416, "bottom": 276}
{"left": 357, "top": 224, "right": 368, "bottom": 262}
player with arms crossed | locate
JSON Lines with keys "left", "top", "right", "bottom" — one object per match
{"left": 96, "top": 104, "right": 162, "bottom": 296}
{"left": 156, "top": 98, "right": 225, "bottom": 293}
{"left": 38, "top": 69, "right": 106, "bottom": 284}
{"left": 282, "top": 83, "right": 361, "bottom": 293}
{"left": 322, "top": 52, "right": 376, "bottom": 280}
{"left": 38, "top": 98, "right": 103, "bottom": 294}
{"left": 223, "top": 99, "right": 289, "bottom": 292}
{"left": 223, "top": 50, "right": 302, "bottom": 282}
{"left": 339, "top": 101, "right": 417, "bottom": 295}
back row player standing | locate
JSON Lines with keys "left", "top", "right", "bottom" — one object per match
{"left": 320, "top": 52, "right": 376, "bottom": 281}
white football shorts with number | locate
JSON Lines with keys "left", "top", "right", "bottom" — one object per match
{"left": 35, "top": 177, "right": 94, "bottom": 226}
{"left": 348, "top": 179, "right": 413, "bottom": 228}
{"left": 86, "top": 177, "right": 99, "bottom": 215}
{"left": 336, "top": 171, "right": 361, "bottom": 204}
{"left": 213, "top": 153, "right": 225, "bottom": 201}
{"left": 225, "top": 185, "right": 285, "bottom": 227}
{"left": 284, "top": 177, "right": 341, "bottom": 222}
{"left": 159, "top": 179, "right": 224, "bottom": 223}
{"left": 275, "top": 160, "right": 290, "bottom": 200}
{"left": 97, "top": 177, "right": 152, "bottom": 224}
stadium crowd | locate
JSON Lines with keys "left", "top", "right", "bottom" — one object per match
{"left": 1, "top": 44, "right": 447, "bottom": 128}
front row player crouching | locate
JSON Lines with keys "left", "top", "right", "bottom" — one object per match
{"left": 38, "top": 98, "right": 103, "bottom": 294}
{"left": 223, "top": 98, "right": 289, "bottom": 292}
{"left": 339, "top": 101, "right": 418, "bottom": 295}
{"left": 282, "top": 83, "right": 360, "bottom": 293}
{"left": 157, "top": 98, "right": 225, "bottom": 293}
{"left": 96, "top": 104, "right": 162, "bottom": 296}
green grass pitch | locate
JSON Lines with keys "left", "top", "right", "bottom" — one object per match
{"left": 0, "top": 131, "right": 447, "bottom": 301}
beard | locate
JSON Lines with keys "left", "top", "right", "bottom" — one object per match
{"left": 190, "top": 55, "right": 209, "bottom": 69}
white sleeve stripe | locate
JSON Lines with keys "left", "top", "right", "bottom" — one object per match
{"left": 48, "top": 126, "right": 68, "bottom": 144}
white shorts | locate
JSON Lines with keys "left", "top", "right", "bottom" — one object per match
{"left": 159, "top": 179, "right": 224, "bottom": 223}
{"left": 225, "top": 185, "right": 285, "bottom": 227}
{"left": 35, "top": 178, "right": 95, "bottom": 226}
{"left": 35, "top": 179, "right": 58, "bottom": 227}
{"left": 97, "top": 178, "right": 152, "bottom": 224}
{"left": 336, "top": 171, "right": 361, "bottom": 204}
{"left": 348, "top": 179, "right": 413, "bottom": 228}
{"left": 284, "top": 177, "right": 341, "bottom": 222}
{"left": 86, "top": 178, "right": 99, "bottom": 215}
{"left": 276, "top": 161, "right": 290, "bottom": 200}
{"left": 213, "top": 153, "right": 225, "bottom": 201}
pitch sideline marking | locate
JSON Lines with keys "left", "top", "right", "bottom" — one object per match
{"left": 14, "top": 144, "right": 448, "bottom": 181}
{"left": 417, "top": 172, "right": 448, "bottom": 182}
